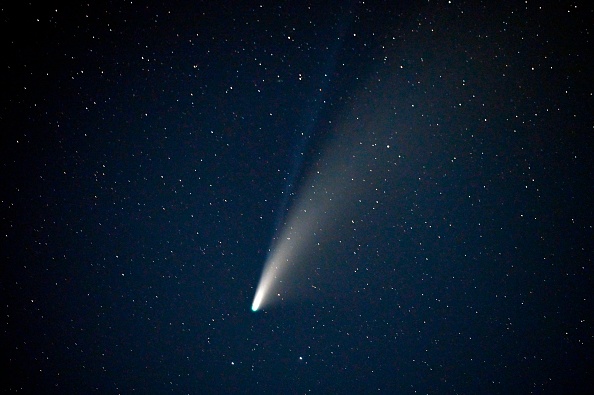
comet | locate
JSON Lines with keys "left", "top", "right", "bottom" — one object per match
{"left": 250, "top": 125, "right": 375, "bottom": 311}
{"left": 251, "top": 40, "right": 409, "bottom": 311}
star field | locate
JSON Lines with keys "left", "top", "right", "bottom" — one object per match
{"left": 2, "top": 1, "right": 592, "bottom": 393}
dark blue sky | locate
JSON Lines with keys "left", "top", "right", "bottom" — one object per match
{"left": 2, "top": 1, "right": 592, "bottom": 393}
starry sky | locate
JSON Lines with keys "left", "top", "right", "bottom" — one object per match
{"left": 2, "top": 1, "right": 592, "bottom": 393}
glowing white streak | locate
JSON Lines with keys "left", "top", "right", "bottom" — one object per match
{"left": 251, "top": 288, "right": 264, "bottom": 311}
{"left": 252, "top": 63, "right": 404, "bottom": 311}
{"left": 251, "top": 124, "right": 383, "bottom": 311}
{"left": 252, "top": 262, "right": 278, "bottom": 311}
{"left": 251, "top": 257, "right": 283, "bottom": 312}
{"left": 251, "top": 194, "right": 326, "bottom": 310}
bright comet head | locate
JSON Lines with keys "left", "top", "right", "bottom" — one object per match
{"left": 251, "top": 257, "right": 279, "bottom": 311}
{"left": 251, "top": 288, "right": 264, "bottom": 311}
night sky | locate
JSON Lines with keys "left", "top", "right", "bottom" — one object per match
{"left": 2, "top": 1, "right": 593, "bottom": 394}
